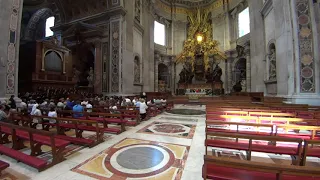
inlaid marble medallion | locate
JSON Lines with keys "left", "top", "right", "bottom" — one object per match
{"left": 137, "top": 122, "right": 196, "bottom": 139}
{"left": 72, "top": 138, "right": 190, "bottom": 179}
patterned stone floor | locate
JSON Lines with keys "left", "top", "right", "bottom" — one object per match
{"left": 0, "top": 104, "right": 205, "bottom": 180}
{"left": 2, "top": 104, "right": 319, "bottom": 179}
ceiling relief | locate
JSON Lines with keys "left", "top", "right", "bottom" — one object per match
{"left": 155, "top": 0, "right": 225, "bottom": 15}
{"left": 23, "top": 0, "right": 46, "bottom": 6}
{"left": 53, "top": 0, "right": 108, "bottom": 22}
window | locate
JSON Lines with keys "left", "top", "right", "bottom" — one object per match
{"left": 45, "top": 16, "right": 55, "bottom": 37}
{"left": 238, "top": 8, "right": 250, "bottom": 37}
{"left": 154, "top": 21, "right": 165, "bottom": 46}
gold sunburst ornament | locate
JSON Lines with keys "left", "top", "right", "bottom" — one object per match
{"left": 175, "top": 8, "right": 226, "bottom": 71}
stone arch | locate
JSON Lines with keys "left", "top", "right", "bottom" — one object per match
{"left": 25, "top": 8, "right": 54, "bottom": 41}
{"left": 232, "top": 58, "right": 247, "bottom": 90}
{"left": 267, "top": 39, "right": 276, "bottom": 53}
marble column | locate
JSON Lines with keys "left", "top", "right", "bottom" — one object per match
{"left": 0, "top": 0, "right": 23, "bottom": 104}
{"left": 245, "top": 42, "right": 251, "bottom": 92}
{"left": 248, "top": 0, "right": 265, "bottom": 92}
{"left": 109, "top": 16, "right": 124, "bottom": 93}
{"left": 94, "top": 41, "right": 102, "bottom": 94}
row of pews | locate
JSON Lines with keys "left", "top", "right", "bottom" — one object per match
{"left": 203, "top": 96, "right": 320, "bottom": 179}
{"left": 0, "top": 103, "right": 172, "bottom": 173}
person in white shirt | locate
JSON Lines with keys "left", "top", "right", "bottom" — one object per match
{"left": 48, "top": 107, "right": 57, "bottom": 123}
{"left": 86, "top": 101, "right": 93, "bottom": 113}
{"left": 132, "top": 97, "right": 138, "bottom": 105}
{"left": 31, "top": 103, "right": 39, "bottom": 115}
{"left": 33, "top": 106, "right": 42, "bottom": 123}
{"left": 81, "top": 99, "right": 88, "bottom": 106}
{"left": 125, "top": 97, "right": 131, "bottom": 103}
{"left": 139, "top": 99, "right": 148, "bottom": 120}
{"left": 57, "top": 99, "right": 64, "bottom": 110}
{"left": 20, "top": 99, "right": 27, "bottom": 112}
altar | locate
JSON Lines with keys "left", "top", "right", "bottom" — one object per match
{"left": 173, "top": 9, "right": 226, "bottom": 97}
{"left": 176, "top": 82, "right": 224, "bottom": 96}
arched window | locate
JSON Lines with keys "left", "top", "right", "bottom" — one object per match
{"left": 45, "top": 16, "right": 55, "bottom": 37}
{"left": 238, "top": 7, "right": 250, "bottom": 37}
{"left": 154, "top": 21, "right": 165, "bottom": 46}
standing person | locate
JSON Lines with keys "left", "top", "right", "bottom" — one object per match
{"left": 139, "top": 99, "right": 148, "bottom": 120}
{"left": 72, "top": 101, "right": 84, "bottom": 118}
{"left": 9, "top": 95, "right": 16, "bottom": 110}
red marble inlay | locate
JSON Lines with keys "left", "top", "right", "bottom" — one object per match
{"left": 72, "top": 138, "right": 190, "bottom": 180}
{"left": 105, "top": 143, "right": 175, "bottom": 178}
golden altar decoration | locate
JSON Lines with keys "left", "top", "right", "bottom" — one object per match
{"left": 175, "top": 8, "right": 226, "bottom": 71}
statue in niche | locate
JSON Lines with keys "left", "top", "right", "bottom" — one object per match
{"left": 178, "top": 63, "right": 193, "bottom": 84}
{"left": 233, "top": 81, "right": 243, "bottom": 92}
{"left": 205, "top": 68, "right": 213, "bottom": 83}
{"left": 72, "top": 66, "right": 81, "bottom": 83}
{"left": 268, "top": 48, "right": 277, "bottom": 80}
{"left": 87, "top": 67, "right": 94, "bottom": 87}
{"left": 241, "top": 80, "right": 246, "bottom": 91}
{"left": 212, "top": 64, "right": 223, "bottom": 82}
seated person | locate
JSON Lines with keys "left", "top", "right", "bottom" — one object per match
{"left": 86, "top": 101, "right": 93, "bottom": 113}
{"left": 0, "top": 105, "right": 10, "bottom": 122}
{"left": 72, "top": 101, "right": 84, "bottom": 118}
{"left": 32, "top": 106, "right": 42, "bottom": 123}
{"left": 48, "top": 107, "right": 57, "bottom": 123}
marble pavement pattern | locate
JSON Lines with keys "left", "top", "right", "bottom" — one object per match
{"left": 0, "top": 105, "right": 206, "bottom": 180}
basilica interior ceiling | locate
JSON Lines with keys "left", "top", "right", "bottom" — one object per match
{"left": 160, "top": 0, "right": 216, "bottom": 7}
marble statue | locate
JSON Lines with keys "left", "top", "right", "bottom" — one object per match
{"left": 72, "top": 66, "right": 81, "bottom": 83}
{"left": 268, "top": 48, "right": 277, "bottom": 80}
{"left": 212, "top": 64, "right": 222, "bottom": 82}
{"left": 178, "top": 64, "right": 194, "bottom": 84}
{"left": 87, "top": 67, "right": 94, "bottom": 87}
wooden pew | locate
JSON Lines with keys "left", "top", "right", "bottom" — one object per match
{"left": 301, "top": 139, "right": 320, "bottom": 166}
{"left": 205, "top": 132, "right": 303, "bottom": 165}
{"left": 0, "top": 122, "right": 69, "bottom": 171}
{"left": 275, "top": 124, "right": 320, "bottom": 140}
{"left": 57, "top": 110, "right": 125, "bottom": 133}
{"left": 0, "top": 160, "right": 9, "bottom": 176}
{"left": 29, "top": 115, "right": 108, "bottom": 147}
{"left": 206, "top": 121, "right": 274, "bottom": 137}
{"left": 203, "top": 155, "right": 320, "bottom": 180}
{"left": 84, "top": 112, "right": 126, "bottom": 133}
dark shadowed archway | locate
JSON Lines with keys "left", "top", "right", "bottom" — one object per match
{"left": 24, "top": 8, "right": 54, "bottom": 41}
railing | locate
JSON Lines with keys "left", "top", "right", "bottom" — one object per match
{"left": 32, "top": 73, "right": 75, "bottom": 83}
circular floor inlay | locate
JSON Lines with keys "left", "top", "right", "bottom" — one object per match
{"left": 166, "top": 109, "right": 206, "bottom": 115}
{"left": 116, "top": 147, "right": 164, "bottom": 170}
{"left": 109, "top": 145, "right": 171, "bottom": 175}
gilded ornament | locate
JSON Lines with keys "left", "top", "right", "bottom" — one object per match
{"left": 175, "top": 8, "right": 226, "bottom": 72}
{"left": 301, "top": 54, "right": 313, "bottom": 65}
{"left": 299, "top": 27, "right": 311, "bottom": 38}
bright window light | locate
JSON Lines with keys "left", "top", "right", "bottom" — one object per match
{"left": 238, "top": 8, "right": 250, "bottom": 37}
{"left": 154, "top": 21, "right": 165, "bottom": 46}
{"left": 45, "top": 16, "right": 55, "bottom": 37}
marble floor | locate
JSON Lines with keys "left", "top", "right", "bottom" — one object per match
{"left": 0, "top": 104, "right": 206, "bottom": 180}
{"left": 2, "top": 104, "right": 319, "bottom": 180}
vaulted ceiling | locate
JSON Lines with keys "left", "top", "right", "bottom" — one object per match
{"left": 160, "top": 0, "right": 216, "bottom": 7}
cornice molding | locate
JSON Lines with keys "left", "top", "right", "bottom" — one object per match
{"left": 159, "top": 0, "right": 215, "bottom": 8}
{"left": 134, "top": 19, "right": 144, "bottom": 35}
{"left": 260, "top": 0, "right": 273, "bottom": 17}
